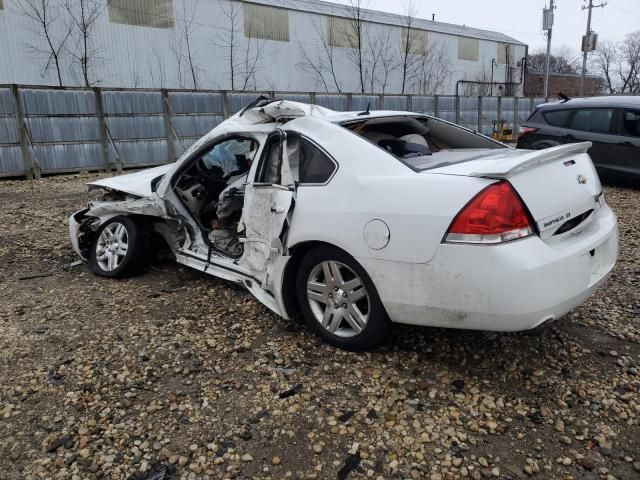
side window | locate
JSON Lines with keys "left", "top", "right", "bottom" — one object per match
{"left": 298, "top": 139, "right": 337, "bottom": 184}
{"left": 621, "top": 110, "right": 640, "bottom": 137}
{"left": 255, "top": 136, "right": 282, "bottom": 184}
{"left": 568, "top": 108, "right": 614, "bottom": 133}
{"left": 286, "top": 136, "right": 336, "bottom": 185}
{"left": 542, "top": 109, "right": 571, "bottom": 127}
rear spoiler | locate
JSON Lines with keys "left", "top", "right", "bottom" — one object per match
{"left": 470, "top": 142, "right": 592, "bottom": 178}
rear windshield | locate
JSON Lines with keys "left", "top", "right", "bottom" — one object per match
{"left": 341, "top": 115, "right": 506, "bottom": 171}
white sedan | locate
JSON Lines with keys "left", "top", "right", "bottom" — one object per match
{"left": 69, "top": 99, "right": 618, "bottom": 350}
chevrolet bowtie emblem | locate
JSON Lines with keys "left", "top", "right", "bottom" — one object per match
{"left": 577, "top": 174, "right": 587, "bottom": 184}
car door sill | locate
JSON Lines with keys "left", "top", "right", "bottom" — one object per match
{"left": 175, "top": 250, "right": 284, "bottom": 316}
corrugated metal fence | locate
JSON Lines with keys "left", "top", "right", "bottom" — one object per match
{"left": 0, "top": 85, "right": 546, "bottom": 179}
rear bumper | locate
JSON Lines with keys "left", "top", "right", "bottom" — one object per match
{"left": 359, "top": 204, "right": 618, "bottom": 331}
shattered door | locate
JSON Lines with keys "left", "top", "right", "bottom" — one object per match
{"left": 242, "top": 130, "right": 296, "bottom": 288}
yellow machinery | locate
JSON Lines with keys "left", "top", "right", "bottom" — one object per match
{"left": 491, "top": 119, "right": 515, "bottom": 143}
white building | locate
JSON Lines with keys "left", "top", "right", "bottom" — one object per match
{"left": 0, "top": 0, "right": 528, "bottom": 95}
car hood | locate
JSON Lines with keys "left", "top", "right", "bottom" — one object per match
{"left": 87, "top": 164, "right": 174, "bottom": 197}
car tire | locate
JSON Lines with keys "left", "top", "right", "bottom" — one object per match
{"left": 295, "top": 246, "right": 391, "bottom": 351}
{"left": 531, "top": 140, "right": 560, "bottom": 150}
{"left": 89, "top": 216, "right": 148, "bottom": 278}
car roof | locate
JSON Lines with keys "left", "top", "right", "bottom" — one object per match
{"left": 537, "top": 95, "right": 640, "bottom": 110}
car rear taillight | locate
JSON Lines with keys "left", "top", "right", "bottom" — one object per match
{"left": 518, "top": 126, "right": 538, "bottom": 138}
{"left": 445, "top": 181, "right": 534, "bottom": 244}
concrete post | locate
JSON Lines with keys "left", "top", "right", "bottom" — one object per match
{"left": 94, "top": 87, "right": 111, "bottom": 172}
{"left": 11, "top": 85, "right": 38, "bottom": 179}
{"left": 161, "top": 89, "right": 176, "bottom": 163}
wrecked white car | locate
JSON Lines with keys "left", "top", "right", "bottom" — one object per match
{"left": 69, "top": 98, "right": 618, "bottom": 350}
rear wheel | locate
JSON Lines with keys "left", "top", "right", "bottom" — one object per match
{"left": 89, "top": 216, "right": 148, "bottom": 278}
{"left": 295, "top": 246, "right": 391, "bottom": 351}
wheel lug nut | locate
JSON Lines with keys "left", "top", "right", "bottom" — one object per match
{"left": 334, "top": 287, "right": 338, "bottom": 291}
{"left": 342, "top": 292, "right": 347, "bottom": 298}
{"left": 342, "top": 303, "right": 347, "bottom": 308}
{"left": 328, "top": 293, "right": 332, "bottom": 298}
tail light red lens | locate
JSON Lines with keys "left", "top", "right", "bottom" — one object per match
{"left": 445, "top": 181, "right": 534, "bottom": 244}
{"left": 518, "top": 126, "right": 538, "bottom": 138}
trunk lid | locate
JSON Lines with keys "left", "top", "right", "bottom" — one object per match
{"left": 430, "top": 143, "right": 602, "bottom": 238}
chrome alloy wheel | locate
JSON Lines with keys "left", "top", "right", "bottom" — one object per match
{"left": 95, "top": 222, "right": 129, "bottom": 272}
{"left": 306, "top": 260, "right": 370, "bottom": 338}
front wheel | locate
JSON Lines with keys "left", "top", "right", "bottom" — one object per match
{"left": 89, "top": 216, "right": 148, "bottom": 278}
{"left": 295, "top": 246, "right": 391, "bottom": 351}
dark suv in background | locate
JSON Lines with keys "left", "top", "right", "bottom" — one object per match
{"left": 517, "top": 96, "right": 640, "bottom": 181}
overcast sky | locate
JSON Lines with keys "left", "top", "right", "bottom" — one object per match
{"left": 327, "top": 0, "right": 640, "bottom": 58}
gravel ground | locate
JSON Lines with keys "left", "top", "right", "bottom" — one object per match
{"left": 0, "top": 174, "right": 638, "bottom": 480}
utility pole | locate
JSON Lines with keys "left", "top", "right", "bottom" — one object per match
{"left": 543, "top": 0, "right": 555, "bottom": 101}
{"left": 579, "top": 0, "right": 606, "bottom": 96}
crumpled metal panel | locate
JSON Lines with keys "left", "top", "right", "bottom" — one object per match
{"left": 102, "top": 91, "right": 163, "bottom": 114}
{"left": 172, "top": 114, "right": 223, "bottom": 138}
{"left": 168, "top": 92, "right": 223, "bottom": 114}
{"left": 228, "top": 93, "right": 268, "bottom": 113}
{"left": 352, "top": 96, "right": 380, "bottom": 111}
{"left": 115, "top": 139, "right": 168, "bottom": 166}
{"left": 0, "top": 89, "right": 15, "bottom": 114}
{"left": 34, "top": 143, "right": 105, "bottom": 172}
{"left": 27, "top": 117, "right": 101, "bottom": 142}
{"left": 412, "top": 97, "right": 435, "bottom": 114}
{"left": 106, "top": 115, "right": 165, "bottom": 140}
{"left": 314, "top": 95, "right": 348, "bottom": 111}
{"left": 383, "top": 96, "right": 408, "bottom": 111}
{"left": 20, "top": 89, "right": 97, "bottom": 115}
{"left": 0, "top": 146, "right": 23, "bottom": 176}
{"left": 0, "top": 117, "right": 18, "bottom": 144}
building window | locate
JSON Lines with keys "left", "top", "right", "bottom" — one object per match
{"left": 457, "top": 37, "right": 479, "bottom": 61}
{"left": 0, "top": 0, "right": 4, "bottom": 10}
{"left": 243, "top": 3, "right": 289, "bottom": 41}
{"left": 328, "top": 16, "right": 358, "bottom": 48}
{"left": 107, "top": 0, "right": 174, "bottom": 29}
{"left": 401, "top": 28, "right": 427, "bottom": 55}
{"left": 497, "top": 43, "right": 514, "bottom": 65}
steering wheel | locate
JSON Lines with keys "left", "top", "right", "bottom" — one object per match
{"left": 195, "top": 157, "right": 226, "bottom": 183}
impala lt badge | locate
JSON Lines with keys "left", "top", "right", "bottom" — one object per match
{"left": 577, "top": 174, "right": 587, "bottom": 184}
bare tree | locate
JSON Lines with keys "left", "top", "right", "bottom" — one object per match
{"left": 463, "top": 63, "right": 491, "bottom": 96}
{"left": 241, "top": 16, "right": 267, "bottom": 90}
{"left": 64, "top": 0, "right": 104, "bottom": 87}
{"left": 341, "top": 0, "right": 369, "bottom": 93}
{"left": 171, "top": 0, "right": 201, "bottom": 89}
{"left": 216, "top": 1, "right": 241, "bottom": 90}
{"left": 216, "top": 0, "right": 266, "bottom": 91}
{"left": 365, "top": 28, "right": 396, "bottom": 94}
{"left": 148, "top": 47, "right": 167, "bottom": 88}
{"left": 297, "top": 19, "right": 343, "bottom": 92}
{"left": 589, "top": 32, "right": 640, "bottom": 94}
{"left": 591, "top": 39, "right": 618, "bottom": 94}
{"left": 408, "top": 40, "right": 451, "bottom": 95}
{"left": 617, "top": 31, "right": 640, "bottom": 93}
{"left": 15, "top": 0, "right": 72, "bottom": 86}
{"left": 527, "top": 46, "right": 580, "bottom": 74}
{"left": 398, "top": 0, "right": 420, "bottom": 94}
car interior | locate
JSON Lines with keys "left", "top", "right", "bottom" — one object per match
{"left": 173, "top": 137, "right": 258, "bottom": 257}
{"left": 343, "top": 115, "right": 506, "bottom": 171}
